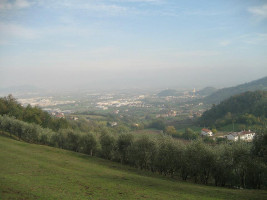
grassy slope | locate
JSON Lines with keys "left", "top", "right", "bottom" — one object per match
{"left": 0, "top": 136, "right": 266, "bottom": 200}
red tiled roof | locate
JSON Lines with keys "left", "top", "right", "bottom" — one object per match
{"left": 239, "top": 131, "right": 254, "bottom": 136}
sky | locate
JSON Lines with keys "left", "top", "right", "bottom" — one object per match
{"left": 0, "top": 0, "right": 267, "bottom": 91}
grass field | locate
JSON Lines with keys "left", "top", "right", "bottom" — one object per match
{"left": 130, "top": 129, "right": 164, "bottom": 139}
{"left": 0, "top": 135, "right": 266, "bottom": 200}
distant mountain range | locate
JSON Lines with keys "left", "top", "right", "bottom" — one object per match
{"left": 203, "top": 76, "right": 267, "bottom": 104}
{"left": 0, "top": 85, "right": 44, "bottom": 96}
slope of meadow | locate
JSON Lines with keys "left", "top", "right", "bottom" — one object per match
{"left": 0, "top": 135, "right": 266, "bottom": 200}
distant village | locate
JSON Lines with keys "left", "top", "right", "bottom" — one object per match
{"left": 16, "top": 91, "right": 257, "bottom": 143}
{"left": 17, "top": 89, "right": 206, "bottom": 120}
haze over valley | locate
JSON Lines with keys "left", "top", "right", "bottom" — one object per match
{"left": 0, "top": 0, "right": 267, "bottom": 199}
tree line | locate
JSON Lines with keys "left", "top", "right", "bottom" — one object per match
{"left": 0, "top": 114, "right": 266, "bottom": 189}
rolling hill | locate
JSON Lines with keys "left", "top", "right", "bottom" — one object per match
{"left": 200, "top": 90, "right": 267, "bottom": 127}
{"left": 203, "top": 76, "right": 267, "bottom": 104}
{"left": 1, "top": 135, "right": 266, "bottom": 200}
{"left": 196, "top": 87, "right": 217, "bottom": 96}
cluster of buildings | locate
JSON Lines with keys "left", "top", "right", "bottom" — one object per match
{"left": 201, "top": 128, "right": 213, "bottom": 136}
{"left": 156, "top": 110, "right": 177, "bottom": 118}
{"left": 225, "top": 131, "right": 255, "bottom": 142}
{"left": 43, "top": 108, "right": 75, "bottom": 119}
{"left": 52, "top": 112, "right": 65, "bottom": 118}
{"left": 96, "top": 99, "right": 143, "bottom": 108}
{"left": 201, "top": 128, "right": 256, "bottom": 142}
{"left": 18, "top": 97, "right": 75, "bottom": 107}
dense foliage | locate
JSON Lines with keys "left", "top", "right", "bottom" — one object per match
{"left": 200, "top": 91, "right": 267, "bottom": 129}
{"left": 1, "top": 114, "right": 266, "bottom": 189}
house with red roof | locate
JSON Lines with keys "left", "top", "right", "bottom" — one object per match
{"left": 201, "top": 128, "right": 213, "bottom": 136}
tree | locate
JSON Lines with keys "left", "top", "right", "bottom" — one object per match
{"left": 150, "top": 119, "right": 166, "bottom": 130}
{"left": 182, "top": 128, "right": 198, "bottom": 140}
{"left": 114, "top": 125, "right": 130, "bottom": 134}
{"left": 100, "top": 133, "right": 115, "bottom": 160}
{"left": 156, "top": 138, "right": 184, "bottom": 176}
{"left": 79, "top": 133, "right": 97, "bottom": 156}
{"left": 116, "top": 134, "right": 133, "bottom": 164}
{"left": 51, "top": 130, "right": 68, "bottom": 149}
{"left": 231, "top": 142, "right": 251, "bottom": 188}
{"left": 212, "top": 144, "right": 233, "bottom": 186}
{"left": 164, "top": 126, "right": 176, "bottom": 135}
{"left": 129, "top": 136, "right": 157, "bottom": 170}
{"left": 245, "top": 157, "right": 266, "bottom": 189}
{"left": 211, "top": 128, "right": 217, "bottom": 134}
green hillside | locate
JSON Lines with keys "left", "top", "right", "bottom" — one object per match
{"left": 1, "top": 135, "right": 266, "bottom": 200}
{"left": 203, "top": 76, "right": 267, "bottom": 104}
{"left": 200, "top": 91, "right": 267, "bottom": 128}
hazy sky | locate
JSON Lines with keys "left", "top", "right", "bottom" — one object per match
{"left": 0, "top": 0, "right": 267, "bottom": 90}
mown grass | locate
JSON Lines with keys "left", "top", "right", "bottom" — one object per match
{"left": 0, "top": 135, "right": 266, "bottom": 200}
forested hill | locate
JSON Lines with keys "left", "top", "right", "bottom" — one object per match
{"left": 157, "top": 89, "right": 180, "bottom": 97}
{"left": 203, "top": 76, "right": 267, "bottom": 104}
{"left": 199, "top": 90, "right": 267, "bottom": 127}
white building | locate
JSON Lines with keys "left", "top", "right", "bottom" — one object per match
{"left": 201, "top": 128, "right": 213, "bottom": 136}
{"left": 240, "top": 130, "right": 255, "bottom": 141}
{"left": 73, "top": 117, "right": 79, "bottom": 121}
{"left": 226, "top": 130, "right": 255, "bottom": 142}
{"left": 226, "top": 132, "right": 239, "bottom": 141}
{"left": 110, "top": 122, "right": 118, "bottom": 127}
